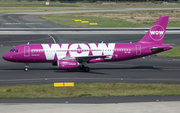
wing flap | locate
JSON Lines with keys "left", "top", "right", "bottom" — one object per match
{"left": 62, "top": 55, "right": 111, "bottom": 63}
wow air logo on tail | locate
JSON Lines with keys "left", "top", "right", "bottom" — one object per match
{"left": 149, "top": 25, "right": 165, "bottom": 41}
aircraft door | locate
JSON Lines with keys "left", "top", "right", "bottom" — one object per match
{"left": 136, "top": 45, "right": 141, "bottom": 55}
{"left": 24, "top": 46, "right": 30, "bottom": 57}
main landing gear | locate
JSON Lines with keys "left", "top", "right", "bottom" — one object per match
{"left": 24, "top": 63, "right": 29, "bottom": 72}
{"left": 83, "top": 67, "right": 90, "bottom": 72}
{"left": 81, "top": 65, "right": 90, "bottom": 72}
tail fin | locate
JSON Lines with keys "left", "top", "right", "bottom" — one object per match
{"left": 138, "top": 16, "right": 169, "bottom": 44}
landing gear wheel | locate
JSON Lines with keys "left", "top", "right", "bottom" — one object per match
{"left": 24, "top": 67, "right": 28, "bottom": 71}
{"left": 84, "top": 67, "right": 90, "bottom": 72}
{"left": 24, "top": 63, "right": 29, "bottom": 72}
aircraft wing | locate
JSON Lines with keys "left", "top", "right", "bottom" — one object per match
{"left": 62, "top": 55, "right": 111, "bottom": 63}
{"left": 75, "top": 55, "right": 108, "bottom": 59}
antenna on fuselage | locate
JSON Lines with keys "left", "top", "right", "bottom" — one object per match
{"left": 27, "top": 42, "right": 29, "bottom": 44}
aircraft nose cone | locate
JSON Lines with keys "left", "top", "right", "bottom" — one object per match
{"left": 3, "top": 53, "right": 8, "bottom": 60}
{"left": 3, "top": 53, "right": 12, "bottom": 61}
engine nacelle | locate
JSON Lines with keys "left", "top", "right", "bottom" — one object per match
{"left": 57, "top": 60, "right": 78, "bottom": 69}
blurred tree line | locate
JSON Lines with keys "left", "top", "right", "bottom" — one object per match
{"left": 48, "top": 0, "right": 179, "bottom": 2}
{"left": 15, "top": 0, "right": 180, "bottom": 2}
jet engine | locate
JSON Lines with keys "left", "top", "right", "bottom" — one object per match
{"left": 57, "top": 60, "right": 79, "bottom": 69}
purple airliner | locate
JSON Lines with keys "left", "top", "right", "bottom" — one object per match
{"left": 3, "top": 16, "right": 172, "bottom": 72}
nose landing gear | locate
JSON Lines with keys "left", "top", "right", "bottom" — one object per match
{"left": 24, "top": 63, "right": 29, "bottom": 71}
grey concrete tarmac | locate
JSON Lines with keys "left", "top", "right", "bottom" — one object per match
{"left": 1, "top": 55, "right": 180, "bottom": 85}
{"left": 0, "top": 96, "right": 180, "bottom": 103}
{"left": 0, "top": 14, "right": 68, "bottom": 28}
{"left": 0, "top": 101, "right": 180, "bottom": 113}
{"left": 5, "top": 7, "right": 180, "bottom": 15}
{"left": 0, "top": 34, "right": 179, "bottom": 46}
{"left": 0, "top": 34, "right": 180, "bottom": 86}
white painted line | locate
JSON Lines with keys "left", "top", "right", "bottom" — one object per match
{"left": 3, "top": 23, "right": 43, "bottom": 25}
{"left": 0, "top": 31, "right": 144, "bottom": 34}
{"left": 0, "top": 28, "right": 180, "bottom": 30}
{"left": 3, "top": 23, "right": 22, "bottom": 25}
{"left": 0, "top": 31, "right": 180, "bottom": 35}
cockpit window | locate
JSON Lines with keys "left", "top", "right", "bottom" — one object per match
{"left": 10, "top": 49, "right": 15, "bottom": 52}
{"left": 10, "top": 49, "right": 18, "bottom": 52}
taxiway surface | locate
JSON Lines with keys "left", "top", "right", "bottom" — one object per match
{"left": 1, "top": 7, "right": 180, "bottom": 29}
{"left": 0, "top": 34, "right": 180, "bottom": 86}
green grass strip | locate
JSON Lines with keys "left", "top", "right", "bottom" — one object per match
{"left": 41, "top": 10, "right": 180, "bottom": 28}
{"left": 156, "top": 46, "right": 180, "bottom": 58}
{"left": 41, "top": 14, "right": 148, "bottom": 28}
{"left": 0, "top": 83, "right": 180, "bottom": 98}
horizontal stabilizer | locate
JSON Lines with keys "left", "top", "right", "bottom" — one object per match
{"left": 150, "top": 47, "right": 172, "bottom": 52}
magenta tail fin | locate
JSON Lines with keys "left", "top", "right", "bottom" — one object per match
{"left": 138, "top": 16, "right": 169, "bottom": 44}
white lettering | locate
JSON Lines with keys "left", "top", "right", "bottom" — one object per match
{"left": 42, "top": 43, "right": 116, "bottom": 60}
{"left": 69, "top": 44, "right": 89, "bottom": 57}
{"left": 150, "top": 31, "right": 164, "bottom": 35}
{"left": 89, "top": 43, "right": 115, "bottom": 59}
{"left": 41, "top": 44, "right": 68, "bottom": 60}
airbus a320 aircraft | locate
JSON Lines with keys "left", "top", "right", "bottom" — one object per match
{"left": 3, "top": 16, "right": 172, "bottom": 72}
